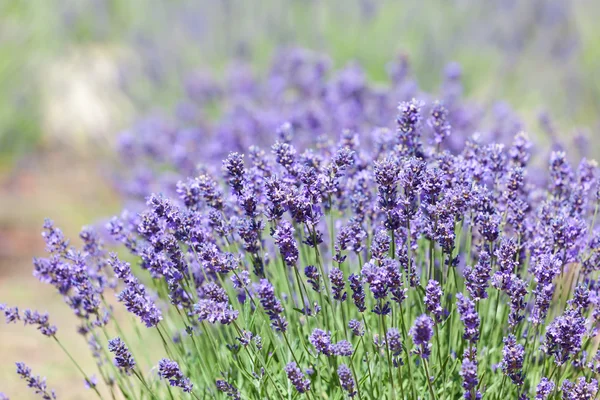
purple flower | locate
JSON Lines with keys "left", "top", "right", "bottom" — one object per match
{"left": 157, "top": 358, "right": 193, "bottom": 393}
{"left": 256, "top": 279, "right": 287, "bottom": 332}
{"left": 371, "top": 230, "right": 391, "bottom": 261}
{"left": 222, "top": 152, "right": 246, "bottom": 195}
{"left": 333, "top": 340, "right": 353, "bottom": 357}
{"left": 348, "top": 274, "right": 366, "bottom": 313}
{"left": 108, "top": 337, "right": 136, "bottom": 374}
{"left": 424, "top": 280, "right": 443, "bottom": 323}
{"left": 337, "top": 364, "right": 357, "bottom": 397}
{"left": 304, "top": 265, "right": 321, "bottom": 293}
{"left": 536, "top": 377, "right": 555, "bottom": 399}
{"left": 456, "top": 293, "right": 480, "bottom": 343}
{"left": 543, "top": 308, "right": 586, "bottom": 365}
{"left": 348, "top": 319, "right": 364, "bottom": 337}
{"left": 194, "top": 299, "right": 239, "bottom": 325}
{"left": 397, "top": 99, "right": 424, "bottom": 156}
{"left": 428, "top": 102, "right": 451, "bottom": 145}
{"left": 410, "top": 314, "right": 433, "bottom": 359}
{"left": 507, "top": 275, "right": 528, "bottom": 328}
{"left": 215, "top": 379, "right": 241, "bottom": 399}
{"left": 109, "top": 255, "right": 162, "bottom": 327}
{"left": 500, "top": 334, "right": 524, "bottom": 386}
{"left": 561, "top": 377, "right": 598, "bottom": 399}
{"left": 285, "top": 362, "right": 311, "bottom": 394}
{"left": 361, "top": 261, "right": 389, "bottom": 300}
{"left": 1, "top": 305, "right": 57, "bottom": 337}
{"left": 464, "top": 250, "right": 491, "bottom": 301}
{"left": 1, "top": 305, "right": 20, "bottom": 324}
{"left": 460, "top": 355, "right": 481, "bottom": 400}
{"left": 309, "top": 328, "right": 333, "bottom": 356}
{"left": 15, "top": 362, "right": 56, "bottom": 400}
{"left": 329, "top": 267, "right": 347, "bottom": 302}
{"left": 386, "top": 328, "right": 403, "bottom": 357}
{"left": 273, "top": 220, "right": 299, "bottom": 268}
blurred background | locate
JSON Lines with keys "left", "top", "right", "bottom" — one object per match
{"left": 1, "top": 0, "right": 600, "bottom": 397}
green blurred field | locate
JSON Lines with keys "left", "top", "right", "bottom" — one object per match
{"left": 2, "top": 1, "right": 600, "bottom": 398}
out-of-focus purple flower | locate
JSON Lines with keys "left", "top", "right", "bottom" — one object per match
{"left": 15, "top": 362, "right": 56, "bottom": 400}
{"left": 536, "top": 377, "right": 554, "bottom": 399}
{"left": 561, "top": 377, "right": 598, "bottom": 399}
{"left": 285, "top": 362, "right": 311, "bottom": 394}
{"left": 1, "top": 304, "right": 20, "bottom": 324}
{"left": 386, "top": 328, "right": 403, "bottom": 357}
{"left": 348, "top": 319, "right": 364, "bottom": 337}
{"left": 158, "top": 358, "right": 193, "bottom": 393}
{"left": 333, "top": 340, "right": 353, "bottom": 357}
{"left": 304, "top": 265, "right": 321, "bottom": 293}
{"left": 337, "top": 364, "right": 357, "bottom": 398}
{"left": 428, "top": 102, "right": 451, "bottom": 145}
{"left": 215, "top": 379, "right": 241, "bottom": 399}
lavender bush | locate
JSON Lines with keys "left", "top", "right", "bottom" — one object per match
{"left": 3, "top": 50, "right": 600, "bottom": 399}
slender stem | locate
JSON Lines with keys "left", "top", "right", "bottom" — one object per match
{"left": 380, "top": 308, "right": 397, "bottom": 400}
{"left": 423, "top": 359, "right": 437, "bottom": 400}
{"left": 53, "top": 336, "right": 104, "bottom": 399}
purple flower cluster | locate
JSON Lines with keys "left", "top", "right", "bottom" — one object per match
{"left": 15, "top": 362, "right": 56, "bottom": 400}
{"left": 256, "top": 279, "right": 287, "bottom": 332}
{"left": 108, "top": 254, "right": 162, "bottom": 328}
{"left": 158, "top": 358, "right": 193, "bottom": 393}
{"left": 337, "top": 364, "right": 357, "bottom": 397}
{"left": 108, "top": 337, "right": 136, "bottom": 374}
{"left": 8, "top": 47, "right": 600, "bottom": 399}
{"left": 1, "top": 305, "right": 57, "bottom": 337}
{"left": 500, "top": 334, "right": 524, "bottom": 386}
{"left": 285, "top": 362, "right": 311, "bottom": 394}
{"left": 410, "top": 314, "right": 433, "bottom": 359}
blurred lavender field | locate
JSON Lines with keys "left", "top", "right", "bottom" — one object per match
{"left": 1, "top": 0, "right": 600, "bottom": 398}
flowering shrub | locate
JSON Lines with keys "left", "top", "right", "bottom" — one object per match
{"left": 3, "top": 51, "right": 600, "bottom": 400}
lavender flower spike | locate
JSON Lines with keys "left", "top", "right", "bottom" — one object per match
{"left": 256, "top": 279, "right": 288, "bottom": 332}
{"left": 424, "top": 280, "right": 443, "bottom": 323}
{"left": 500, "top": 334, "right": 524, "bottom": 386}
{"left": 285, "top": 362, "right": 311, "bottom": 393}
{"left": 108, "top": 337, "right": 136, "bottom": 374}
{"left": 338, "top": 364, "right": 357, "bottom": 397}
{"left": 460, "top": 356, "right": 481, "bottom": 400}
{"left": 15, "top": 362, "right": 56, "bottom": 400}
{"left": 410, "top": 314, "right": 433, "bottom": 359}
{"left": 158, "top": 358, "right": 193, "bottom": 393}
{"left": 535, "top": 377, "right": 554, "bottom": 399}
